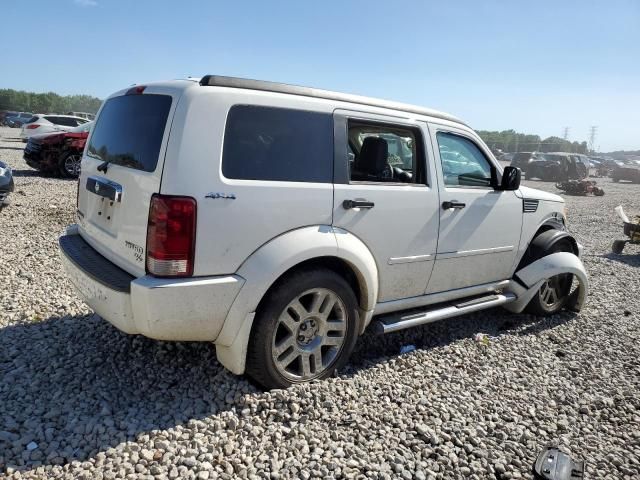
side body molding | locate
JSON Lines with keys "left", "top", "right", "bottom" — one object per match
{"left": 504, "top": 252, "right": 588, "bottom": 313}
{"left": 215, "top": 225, "right": 379, "bottom": 374}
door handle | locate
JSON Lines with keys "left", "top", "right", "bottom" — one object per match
{"left": 343, "top": 199, "right": 375, "bottom": 209}
{"left": 442, "top": 200, "right": 466, "bottom": 210}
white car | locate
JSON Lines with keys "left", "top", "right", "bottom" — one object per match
{"left": 20, "top": 114, "right": 89, "bottom": 141}
{"left": 59, "top": 76, "right": 588, "bottom": 389}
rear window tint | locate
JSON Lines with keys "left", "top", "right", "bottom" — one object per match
{"left": 87, "top": 94, "right": 171, "bottom": 172}
{"left": 222, "top": 105, "right": 332, "bottom": 183}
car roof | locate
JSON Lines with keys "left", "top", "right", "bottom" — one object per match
{"left": 196, "top": 75, "right": 467, "bottom": 126}
{"left": 38, "top": 114, "right": 88, "bottom": 120}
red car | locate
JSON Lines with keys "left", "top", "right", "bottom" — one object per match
{"left": 23, "top": 121, "right": 93, "bottom": 178}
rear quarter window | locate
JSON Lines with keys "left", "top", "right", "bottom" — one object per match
{"left": 87, "top": 94, "right": 172, "bottom": 172}
{"left": 222, "top": 105, "right": 333, "bottom": 183}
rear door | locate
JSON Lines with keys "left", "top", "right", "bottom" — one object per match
{"left": 426, "top": 125, "right": 522, "bottom": 293}
{"left": 332, "top": 111, "right": 440, "bottom": 303}
{"left": 77, "top": 87, "right": 181, "bottom": 276}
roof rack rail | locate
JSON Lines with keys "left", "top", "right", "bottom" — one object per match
{"left": 199, "top": 75, "right": 464, "bottom": 125}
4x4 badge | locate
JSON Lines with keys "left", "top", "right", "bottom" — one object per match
{"left": 205, "top": 192, "right": 236, "bottom": 200}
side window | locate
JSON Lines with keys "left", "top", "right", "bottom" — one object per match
{"left": 348, "top": 121, "right": 422, "bottom": 184}
{"left": 222, "top": 105, "right": 332, "bottom": 183}
{"left": 436, "top": 132, "right": 493, "bottom": 187}
{"left": 44, "top": 116, "right": 59, "bottom": 124}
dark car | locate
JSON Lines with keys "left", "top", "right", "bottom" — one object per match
{"left": 526, "top": 153, "right": 588, "bottom": 182}
{"left": 0, "top": 111, "right": 18, "bottom": 126}
{"left": 5, "top": 112, "right": 35, "bottom": 128}
{"left": 0, "top": 160, "right": 14, "bottom": 206}
{"left": 612, "top": 164, "right": 640, "bottom": 183}
{"left": 23, "top": 121, "right": 92, "bottom": 178}
{"left": 509, "top": 152, "right": 544, "bottom": 173}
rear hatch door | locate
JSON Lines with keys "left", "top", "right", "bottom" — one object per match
{"left": 77, "top": 85, "right": 182, "bottom": 276}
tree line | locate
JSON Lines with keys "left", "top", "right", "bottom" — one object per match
{"left": 0, "top": 88, "right": 102, "bottom": 115}
{"left": 477, "top": 129, "right": 588, "bottom": 154}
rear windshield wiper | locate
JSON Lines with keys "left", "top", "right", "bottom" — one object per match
{"left": 97, "top": 161, "right": 110, "bottom": 173}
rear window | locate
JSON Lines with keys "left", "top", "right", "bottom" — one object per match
{"left": 222, "top": 105, "right": 333, "bottom": 183}
{"left": 87, "top": 94, "right": 172, "bottom": 172}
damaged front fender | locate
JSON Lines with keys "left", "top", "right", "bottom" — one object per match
{"left": 504, "top": 252, "right": 588, "bottom": 314}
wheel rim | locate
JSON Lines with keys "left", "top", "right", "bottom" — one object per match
{"left": 538, "top": 275, "right": 570, "bottom": 310}
{"left": 65, "top": 154, "right": 81, "bottom": 176}
{"left": 271, "top": 288, "right": 347, "bottom": 382}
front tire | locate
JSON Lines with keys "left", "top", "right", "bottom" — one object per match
{"left": 525, "top": 239, "right": 574, "bottom": 316}
{"left": 246, "top": 268, "right": 359, "bottom": 389}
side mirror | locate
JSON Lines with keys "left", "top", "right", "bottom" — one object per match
{"left": 500, "top": 166, "right": 521, "bottom": 190}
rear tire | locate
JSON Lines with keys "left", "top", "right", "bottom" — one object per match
{"left": 525, "top": 239, "right": 575, "bottom": 316}
{"left": 246, "top": 268, "right": 359, "bottom": 389}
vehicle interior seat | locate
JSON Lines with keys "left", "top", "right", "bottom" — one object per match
{"left": 351, "top": 137, "right": 390, "bottom": 181}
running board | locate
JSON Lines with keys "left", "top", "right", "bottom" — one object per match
{"left": 372, "top": 292, "right": 517, "bottom": 334}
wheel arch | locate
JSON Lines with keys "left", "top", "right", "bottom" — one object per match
{"left": 517, "top": 226, "right": 579, "bottom": 271}
{"left": 214, "top": 225, "right": 378, "bottom": 375}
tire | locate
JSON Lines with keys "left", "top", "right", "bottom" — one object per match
{"left": 246, "top": 268, "right": 360, "bottom": 389}
{"left": 612, "top": 240, "right": 626, "bottom": 254}
{"left": 59, "top": 152, "right": 82, "bottom": 178}
{"left": 525, "top": 239, "right": 575, "bottom": 316}
{"left": 594, "top": 187, "right": 605, "bottom": 196}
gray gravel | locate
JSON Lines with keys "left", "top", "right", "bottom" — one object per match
{"left": 1, "top": 125, "right": 640, "bottom": 479}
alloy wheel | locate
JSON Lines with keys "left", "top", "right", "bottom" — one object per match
{"left": 64, "top": 154, "right": 82, "bottom": 177}
{"left": 271, "top": 288, "right": 347, "bottom": 382}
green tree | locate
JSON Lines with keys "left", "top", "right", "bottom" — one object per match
{"left": 0, "top": 88, "right": 102, "bottom": 114}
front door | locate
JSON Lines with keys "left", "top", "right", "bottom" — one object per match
{"left": 426, "top": 125, "right": 523, "bottom": 293}
{"left": 332, "top": 111, "right": 440, "bottom": 303}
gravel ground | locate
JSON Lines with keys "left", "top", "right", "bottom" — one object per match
{"left": 1, "top": 125, "right": 639, "bottom": 480}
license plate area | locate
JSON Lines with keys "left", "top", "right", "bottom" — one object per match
{"left": 85, "top": 176, "right": 123, "bottom": 234}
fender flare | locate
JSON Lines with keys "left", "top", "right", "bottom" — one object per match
{"left": 530, "top": 228, "right": 578, "bottom": 257}
{"left": 517, "top": 228, "right": 578, "bottom": 272}
{"left": 215, "top": 225, "right": 378, "bottom": 374}
{"left": 505, "top": 251, "right": 588, "bottom": 313}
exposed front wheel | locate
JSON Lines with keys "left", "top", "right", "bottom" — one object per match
{"left": 525, "top": 240, "right": 574, "bottom": 316}
{"left": 246, "top": 268, "right": 359, "bottom": 389}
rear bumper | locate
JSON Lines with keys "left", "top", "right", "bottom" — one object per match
{"left": 58, "top": 225, "right": 245, "bottom": 341}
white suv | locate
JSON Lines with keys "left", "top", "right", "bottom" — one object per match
{"left": 59, "top": 76, "right": 588, "bottom": 389}
{"left": 20, "top": 114, "right": 89, "bottom": 141}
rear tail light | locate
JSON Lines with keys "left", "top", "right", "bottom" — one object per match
{"left": 146, "top": 194, "right": 197, "bottom": 277}
{"left": 26, "top": 124, "right": 40, "bottom": 129}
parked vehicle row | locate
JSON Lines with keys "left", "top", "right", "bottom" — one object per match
{"left": 57, "top": 75, "right": 588, "bottom": 389}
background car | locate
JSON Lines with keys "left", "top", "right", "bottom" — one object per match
{"left": 509, "top": 151, "right": 545, "bottom": 173}
{"left": 19, "top": 114, "right": 89, "bottom": 142}
{"left": 66, "top": 111, "right": 95, "bottom": 120}
{"left": 0, "top": 160, "right": 14, "bottom": 207}
{"left": 23, "top": 121, "right": 93, "bottom": 178}
{"left": 611, "top": 163, "right": 640, "bottom": 183}
{"left": 526, "top": 152, "right": 588, "bottom": 181}
{"left": 5, "top": 112, "right": 35, "bottom": 128}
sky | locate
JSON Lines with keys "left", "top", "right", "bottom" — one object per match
{"left": 3, "top": 0, "right": 639, "bottom": 151}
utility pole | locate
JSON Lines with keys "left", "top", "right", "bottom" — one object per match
{"left": 588, "top": 126, "right": 598, "bottom": 153}
{"left": 563, "top": 127, "right": 570, "bottom": 141}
